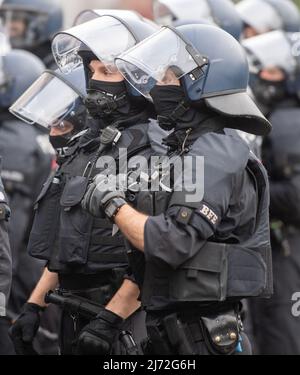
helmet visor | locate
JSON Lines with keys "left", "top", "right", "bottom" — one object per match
{"left": 52, "top": 16, "right": 136, "bottom": 74}
{"left": 74, "top": 9, "right": 142, "bottom": 26}
{"left": 115, "top": 27, "right": 202, "bottom": 99}
{"left": 9, "top": 69, "right": 85, "bottom": 130}
{"left": 153, "top": 0, "right": 213, "bottom": 25}
{"left": 243, "top": 31, "right": 299, "bottom": 74}
{"left": 236, "top": 0, "right": 282, "bottom": 34}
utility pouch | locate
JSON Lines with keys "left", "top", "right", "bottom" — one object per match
{"left": 170, "top": 242, "right": 267, "bottom": 301}
{"left": 28, "top": 176, "right": 63, "bottom": 260}
{"left": 58, "top": 176, "right": 92, "bottom": 265}
{"left": 200, "top": 310, "right": 239, "bottom": 355}
{"left": 170, "top": 242, "right": 228, "bottom": 302}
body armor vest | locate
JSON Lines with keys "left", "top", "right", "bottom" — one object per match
{"left": 132, "top": 133, "right": 273, "bottom": 308}
{"left": 27, "top": 122, "right": 152, "bottom": 274}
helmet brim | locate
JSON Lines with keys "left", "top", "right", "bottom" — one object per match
{"left": 205, "top": 92, "right": 271, "bottom": 136}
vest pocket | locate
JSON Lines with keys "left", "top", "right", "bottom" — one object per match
{"left": 58, "top": 176, "right": 92, "bottom": 265}
{"left": 169, "top": 242, "right": 268, "bottom": 302}
{"left": 169, "top": 242, "right": 228, "bottom": 302}
{"left": 28, "top": 177, "right": 62, "bottom": 260}
{"left": 226, "top": 246, "right": 267, "bottom": 297}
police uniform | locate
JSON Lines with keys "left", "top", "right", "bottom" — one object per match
{"left": 94, "top": 23, "right": 273, "bottom": 356}
{"left": 27, "top": 116, "right": 163, "bottom": 354}
{"left": 250, "top": 99, "right": 300, "bottom": 355}
{"left": 0, "top": 117, "right": 53, "bottom": 315}
{"left": 125, "top": 116, "right": 271, "bottom": 355}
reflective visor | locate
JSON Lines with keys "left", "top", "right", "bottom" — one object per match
{"left": 9, "top": 68, "right": 84, "bottom": 129}
{"left": 74, "top": 9, "right": 142, "bottom": 26}
{"left": 153, "top": 0, "right": 213, "bottom": 25}
{"left": 115, "top": 27, "right": 201, "bottom": 99}
{"left": 236, "top": 0, "right": 282, "bottom": 33}
{"left": 243, "top": 31, "right": 300, "bottom": 74}
{"left": 52, "top": 16, "right": 136, "bottom": 74}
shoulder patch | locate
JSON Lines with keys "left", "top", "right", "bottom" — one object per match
{"left": 196, "top": 203, "right": 219, "bottom": 227}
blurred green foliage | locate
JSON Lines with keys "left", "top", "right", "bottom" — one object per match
{"left": 295, "top": 0, "right": 300, "bottom": 8}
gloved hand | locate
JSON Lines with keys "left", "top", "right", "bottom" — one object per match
{"left": 77, "top": 309, "right": 124, "bottom": 355}
{"left": 81, "top": 173, "right": 126, "bottom": 218}
{"left": 9, "top": 303, "right": 44, "bottom": 355}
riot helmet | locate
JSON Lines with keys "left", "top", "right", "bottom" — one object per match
{"left": 0, "top": 48, "right": 44, "bottom": 109}
{"left": 236, "top": 0, "right": 300, "bottom": 37}
{"left": 243, "top": 30, "right": 300, "bottom": 107}
{"left": 153, "top": 0, "right": 243, "bottom": 40}
{"left": 0, "top": 0, "right": 63, "bottom": 49}
{"left": 115, "top": 24, "right": 271, "bottom": 135}
{"left": 52, "top": 13, "right": 158, "bottom": 124}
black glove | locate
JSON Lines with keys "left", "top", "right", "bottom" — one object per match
{"left": 9, "top": 303, "right": 44, "bottom": 355}
{"left": 77, "top": 309, "right": 124, "bottom": 355}
{"left": 82, "top": 174, "right": 126, "bottom": 218}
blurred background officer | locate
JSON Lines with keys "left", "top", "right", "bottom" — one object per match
{"left": 0, "top": 168, "right": 12, "bottom": 355}
{"left": 236, "top": 0, "right": 300, "bottom": 39}
{"left": 153, "top": 0, "right": 243, "bottom": 40}
{"left": 83, "top": 23, "right": 272, "bottom": 355}
{"left": 0, "top": 46, "right": 55, "bottom": 354}
{"left": 243, "top": 30, "right": 300, "bottom": 355}
{"left": 0, "top": 0, "right": 63, "bottom": 67}
{"left": 9, "top": 13, "right": 160, "bottom": 355}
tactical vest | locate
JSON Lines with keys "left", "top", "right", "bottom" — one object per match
{"left": 139, "top": 152, "right": 273, "bottom": 308}
{"left": 27, "top": 123, "right": 152, "bottom": 274}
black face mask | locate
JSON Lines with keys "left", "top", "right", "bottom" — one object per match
{"left": 150, "top": 85, "right": 187, "bottom": 130}
{"left": 49, "top": 133, "right": 72, "bottom": 157}
{"left": 252, "top": 77, "right": 287, "bottom": 111}
{"left": 150, "top": 85, "right": 213, "bottom": 132}
{"left": 85, "top": 80, "right": 130, "bottom": 124}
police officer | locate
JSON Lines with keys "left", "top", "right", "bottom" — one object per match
{"left": 153, "top": 0, "right": 242, "bottom": 40}
{"left": 82, "top": 24, "right": 273, "bottom": 355}
{"left": 0, "top": 0, "right": 63, "bottom": 67}
{"left": 9, "top": 13, "right": 163, "bottom": 355}
{"left": 10, "top": 65, "right": 89, "bottom": 165}
{"left": 0, "top": 165, "right": 12, "bottom": 355}
{"left": 242, "top": 30, "right": 300, "bottom": 355}
{"left": 0, "top": 48, "right": 55, "bottom": 354}
{"left": 236, "top": 0, "right": 300, "bottom": 39}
